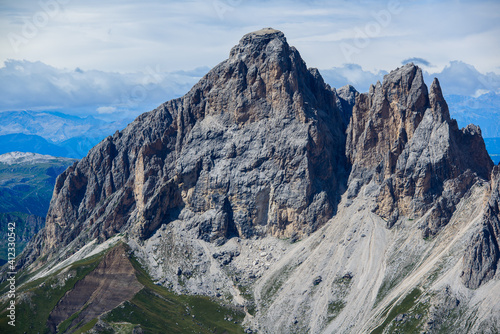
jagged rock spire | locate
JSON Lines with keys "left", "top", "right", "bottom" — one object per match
{"left": 346, "top": 63, "right": 493, "bottom": 234}
{"left": 429, "top": 77, "right": 451, "bottom": 122}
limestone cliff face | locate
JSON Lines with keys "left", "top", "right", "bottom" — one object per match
{"left": 461, "top": 166, "right": 500, "bottom": 288}
{"left": 28, "top": 28, "right": 348, "bottom": 264}
{"left": 346, "top": 64, "right": 493, "bottom": 235}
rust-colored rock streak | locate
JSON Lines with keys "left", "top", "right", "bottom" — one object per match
{"left": 47, "top": 244, "right": 143, "bottom": 333}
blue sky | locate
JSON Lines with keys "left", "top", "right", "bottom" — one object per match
{"left": 1, "top": 0, "right": 499, "bottom": 119}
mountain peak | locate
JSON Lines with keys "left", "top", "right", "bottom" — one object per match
{"left": 429, "top": 77, "right": 451, "bottom": 122}
{"left": 31, "top": 27, "right": 348, "bottom": 259}
{"left": 229, "top": 27, "right": 289, "bottom": 60}
{"left": 247, "top": 27, "right": 283, "bottom": 37}
{"left": 347, "top": 62, "right": 493, "bottom": 233}
{"left": 240, "top": 27, "right": 285, "bottom": 44}
{"left": 382, "top": 63, "right": 428, "bottom": 112}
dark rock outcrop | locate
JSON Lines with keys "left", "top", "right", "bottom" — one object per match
{"left": 25, "top": 28, "right": 349, "bottom": 265}
{"left": 462, "top": 166, "right": 500, "bottom": 288}
{"left": 346, "top": 64, "right": 493, "bottom": 234}
{"left": 334, "top": 84, "right": 358, "bottom": 128}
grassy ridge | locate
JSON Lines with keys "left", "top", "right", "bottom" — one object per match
{"left": 0, "top": 244, "right": 246, "bottom": 334}
{"left": 100, "top": 254, "right": 245, "bottom": 334}
{"left": 371, "top": 288, "right": 425, "bottom": 334}
{"left": 0, "top": 251, "right": 105, "bottom": 333}
{"left": 0, "top": 161, "right": 74, "bottom": 217}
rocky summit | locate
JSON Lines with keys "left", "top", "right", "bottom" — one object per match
{"left": 21, "top": 27, "right": 350, "bottom": 266}
{"left": 346, "top": 65, "right": 493, "bottom": 235}
{"left": 5, "top": 28, "right": 500, "bottom": 334}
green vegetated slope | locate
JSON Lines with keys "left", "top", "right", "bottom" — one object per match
{"left": 0, "top": 243, "right": 245, "bottom": 334}
{"left": 0, "top": 157, "right": 75, "bottom": 264}
{"left": 103, "top": 255, "right": 245, "bottom": 334}
{"left": 0, "top": 160, "right": 75, "bottom": 216}
{"left": 371, "top": 288, "right": 428, "bottom": 334}
{"left": 0, "top": 250, "right": 105, "bottom": 333}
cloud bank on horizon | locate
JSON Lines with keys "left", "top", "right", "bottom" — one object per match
{"left": 0, "top": 59, "right": 207, "bottom": 119}
{"left": 0, "top": 0, "right": 499, "bottom": 118}
{"left": 1, "top": 59, "right": 499, "bottom": 121}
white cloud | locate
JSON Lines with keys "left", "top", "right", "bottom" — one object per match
{"left": 320, "top": 60, "right": 500, "bottom": 96}
{"left": 0, "top": 0, "right": 498, "bottom": 74}
{"left": 425, "top": 61, "right": 500, "bottom": 97}
{"left": 402, "top": 57, "right": 432, "bottom": 68}
{"left": 321, "top": 64, "right": 387, "bottom": 93}
{"left": 96, "top": 106, "right": 117, "bottom": 114}
{"left": 0, "top": 59, "right": 201, "bottom": 119}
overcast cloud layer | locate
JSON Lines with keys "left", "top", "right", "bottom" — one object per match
{"left": 1, "top": 58, "right": 499, "bottom": 121}
{"left": 0, "top": 59, "right": 205, "bottom": 119}
{"left": 1, "top": 0, "right": 499, "bottom": 74}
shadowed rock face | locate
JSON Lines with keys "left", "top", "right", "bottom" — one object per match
{"left": 24, "top": 28, "right": 350, "bottom": 265}
{"left": 461, "top": 166, "right": 500, "bottom": 289}
{"left": 334, "top": 84, "right": 358, "bottom": 128}
{"left": 47, "top": 244, "right": 142, "bottom": 333}
{"left": 346, "top": 64, "right": 493, "bottom": 235}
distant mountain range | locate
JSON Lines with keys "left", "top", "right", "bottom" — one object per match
{"left": 0, "top": 110, "right": 131, "bottom": 158}
{"left": 445, "top": 92, "right": 500, "bottom": 138}
{"left": 0, "top": 213, "right": 44, "bottom": 266}
{"left": 445, "top": 93, "right": 500, "bottom": 164}
{"left": 485, "top": 138, "right": 500, "bottom": 164}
